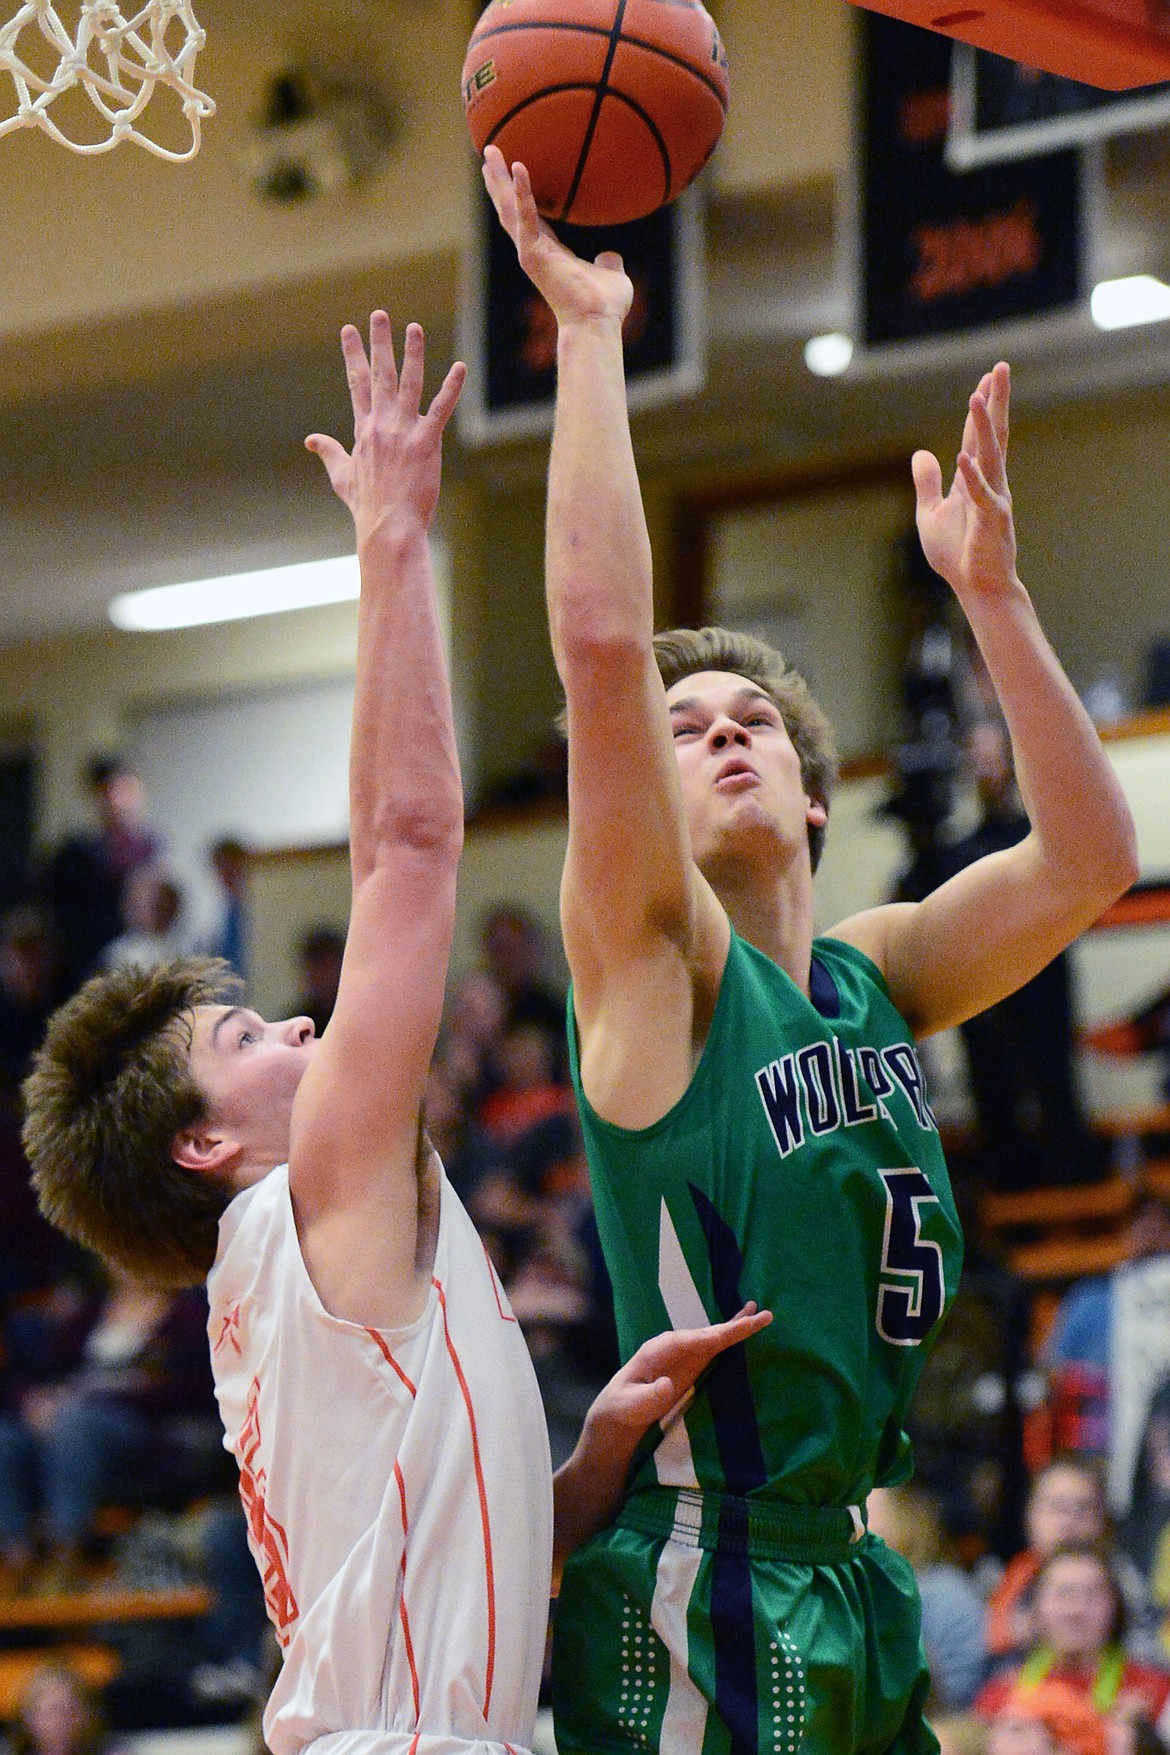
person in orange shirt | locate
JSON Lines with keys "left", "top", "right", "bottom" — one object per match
{"left": 977, "top": 1545, "right": 1170, "bottom": 1739}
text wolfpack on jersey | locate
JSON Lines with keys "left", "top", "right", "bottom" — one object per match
{"left": 754, "top": 1037, "right": 937, "bottom": 1159}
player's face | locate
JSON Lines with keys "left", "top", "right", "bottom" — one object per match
{"left": 187, "top": 1003, "right": 316, "bottom": 1172}
{"left": 664, "top": 671, "right": 824, "bottom": 871}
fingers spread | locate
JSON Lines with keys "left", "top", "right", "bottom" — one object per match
{"left": 397, "top": 321, "right": 426, "bottom": 415}
{"left": 911, "top": 448, "right": 943, "bottom": 511}
{"left": 340, "top": 323, "right": 372, "bottom": 425}
{"left": 427, "top": 359, "right": 468, "bottom": 432}
{"left": 304, "top": 433, "right": 351, "bottom": 498}
{"left": 368, "top": 309, "right": 398, "bottom": 404}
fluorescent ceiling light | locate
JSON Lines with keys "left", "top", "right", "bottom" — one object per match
{"left": 1090, "top": 274, "right": 1170, "bottom": 332}
{"left": 804, "top": 332, "right": 854, "bottom": 377}
{"left": 109, "top": 555, "right": 361, "bottom": 632}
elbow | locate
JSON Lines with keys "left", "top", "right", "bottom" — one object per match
{"left": 554, "top": 622, "right": 648, "bottom": 690}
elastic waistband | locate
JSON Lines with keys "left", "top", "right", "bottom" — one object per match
{"left": 618, "top": 1487, "right": 869, "bottom": 1564}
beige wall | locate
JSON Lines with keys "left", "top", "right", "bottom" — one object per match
{"left": 9, "top": 385, "right": 1170, "bottom": 844}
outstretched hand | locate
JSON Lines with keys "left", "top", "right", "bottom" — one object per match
{"left": 591, "top": 1302, "right": 773, "bottom": 1438}
{"left": 481, "top": 144, "right": 633, "bottom": 328}
{"left": 912, "top": 361, "right": 1018, "bottom": 600}
{"left": 305, "top": 313, "right": 466, "bottom": 545}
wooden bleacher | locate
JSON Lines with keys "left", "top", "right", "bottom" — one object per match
{"left": 0, "top": 1581, "right": 211, "bottom": 1718}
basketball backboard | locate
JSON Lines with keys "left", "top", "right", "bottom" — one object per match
{"left": 844, "top": 0, "right": 1170, "bottom": 90}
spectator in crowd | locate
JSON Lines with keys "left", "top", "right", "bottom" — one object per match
{"left": 2, "top": 1662, "right": 128, "bottom": 1755}
{"left": 100, "top": 869, "right": 190, "bottom": 972}
{"left": 0, "top": 1270, "right": 218, "bottom": 1592}
{"left": 289, "top": 923, "right": 345, "bottom": 1038}
{"left": 988, "top": 1461, "right": 1117, "bottom": 1660}
{"left": 44, "top": 756, "right": 162, "bottom": 994}
{"left": 976, "top": 1544, "right": 1170, "bottom": 1740}
{"left": 205, "top": 837, "right": 250, "bottom": 983}
{"left": 868, "top": 1482, "right": 989, "bottom": 1710}
{"left": 0, "top": 907, "right": 67, "bottom": 1299}
{"left": 941, "top": 718, "right": 1098, "bottom": 1190}
{"left": 1043, "top": 1196, "right": 1170, "bottom": 1463}
{"left": 481, "top": 902, "right": 566, "bottom": 1055}
{"left": 986, "top": 1680, "right": 1109, "bottom": 1755}
{"left": 478, "top": 1015, "right": 574, "bottom": 1145}
{"left": 441, "top": 967, "right": 508, "bottom": 1111}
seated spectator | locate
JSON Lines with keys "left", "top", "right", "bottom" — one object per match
{"left": 100, "top": 868, "right": 190, "bottom": 972}
{"left": 988, "top": 1461, "right": 1120, "bottom": 1660}
{"left": 0, "top": 1270, "right": 220, "bottom": 1592}
{"left": 986, "top": 1681, "right": 1108, "bottom": 1755}
{"left": 478, "top": 1017, "right": 574, "bottom": 1145}
{"left": 976, "top": 1544, "right": 1170, "bottom": 1740}
{"left": 868, "top": 1482, "right": 988, "bottom": 1710}
{"left": 289, "top": 923, "right": 345, "bottom": 1038}
{"left": 3, "top": 1661, "right": 129, "bottom": 1755}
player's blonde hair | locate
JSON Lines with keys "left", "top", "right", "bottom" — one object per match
{"left": 652, "top": 626, "right": 838, "bottom": 871}
{"left": 22, "top": 958, "right": 240, "bottom": 1287}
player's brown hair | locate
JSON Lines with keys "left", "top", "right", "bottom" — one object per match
{"left": 22, "top": 957, "right": 240, "bottom": 1289}
{"left": 652, "top": 626, "right": 839, "bottom": 871}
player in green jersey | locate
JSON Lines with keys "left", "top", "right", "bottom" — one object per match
{"left": 482, "top": 147, "right": 1138, "bottom": 1755}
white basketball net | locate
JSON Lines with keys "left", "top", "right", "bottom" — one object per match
{"left": 0, "top": 0, "right": 214, "bottom": 159}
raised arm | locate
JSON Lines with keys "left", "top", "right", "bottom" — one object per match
{"left": 482, "top": 150, "right": 722, "bottom": 1125}
{"left": 289, "top": 316, "right": 467, "bottom": 1326}
{"left": 833, "top": 364, "right": 1138, "bottom": 1036}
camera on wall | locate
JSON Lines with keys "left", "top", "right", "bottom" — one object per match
{"left": 241, "top": 70, "right": 397, "bottom": 202}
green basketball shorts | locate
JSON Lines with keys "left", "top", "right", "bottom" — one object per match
{"left": 552, "top": 1488, "right": 939, "bottom": 1755}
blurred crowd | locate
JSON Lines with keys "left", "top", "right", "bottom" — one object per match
{"left": 0, "top": 720, "right": 1167, "bottom": 1751}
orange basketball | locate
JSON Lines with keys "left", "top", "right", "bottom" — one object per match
{"left": 461, "top": 0, "right": 729, "bottom": 227}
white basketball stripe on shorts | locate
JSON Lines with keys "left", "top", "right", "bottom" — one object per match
{"left": 649, "top": 1538, "right": 708, "bottom": 1755}
{"left": 653, "top": 1200, "right": 706, "bottom": 1490}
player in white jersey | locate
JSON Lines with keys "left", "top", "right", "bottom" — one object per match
{"left": 22, "top": 316, "right": 769, "bottom": 1755}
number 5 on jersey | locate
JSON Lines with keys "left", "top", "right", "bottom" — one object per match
{"left": 876, "top": 1167, "right": 945, "bottom": 1346}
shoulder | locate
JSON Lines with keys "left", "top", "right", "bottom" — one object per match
{"left": 207, "top": 1167, "right": 291, "bottom": 1292}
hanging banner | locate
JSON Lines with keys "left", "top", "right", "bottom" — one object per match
{"left": 860, "top": 12, "right": 1084, "bottom": 349}
{"left": 459, "top": 182, "right": 705, "bottom": 444}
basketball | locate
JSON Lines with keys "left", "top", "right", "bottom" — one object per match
{"left": 461, "top": 0, "right": 729, "bottom": 227}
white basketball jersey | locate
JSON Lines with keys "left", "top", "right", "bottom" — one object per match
{"left": 207, "top": 1164, "right": 553, "bottom": 1755}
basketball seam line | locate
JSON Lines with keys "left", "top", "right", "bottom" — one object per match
{"left": 469, "top": 18, "right": 728, "bottom": 108}
{"left": 561, "top": 0, "right": 636, "bottom": 221}
{"left": 483, "top": 80, "right": 674, "bottom": 204}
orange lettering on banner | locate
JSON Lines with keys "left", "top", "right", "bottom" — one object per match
{"left": 909, "top": 200, "right": 1042, "bottom": 303}
{"left": 898, "top": 88, "right": 950, "bottom": 145}
{"left": 237, "top": 1378, "right": 299, "bottom": 1644}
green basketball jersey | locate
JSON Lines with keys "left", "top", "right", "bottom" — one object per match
{"left": 568, "top": 928, "right": 964, "bottom": 1508}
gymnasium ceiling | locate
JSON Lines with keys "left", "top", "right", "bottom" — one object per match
{"left": 3, "top": 0, "right": 1170, "bottom": 647}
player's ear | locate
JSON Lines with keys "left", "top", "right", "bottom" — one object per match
{"left": 172, "top": 1125, "right": 240, "bottom": 1178}
{"left": 806, "top": 798, "right": 828, "bottom": 829}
